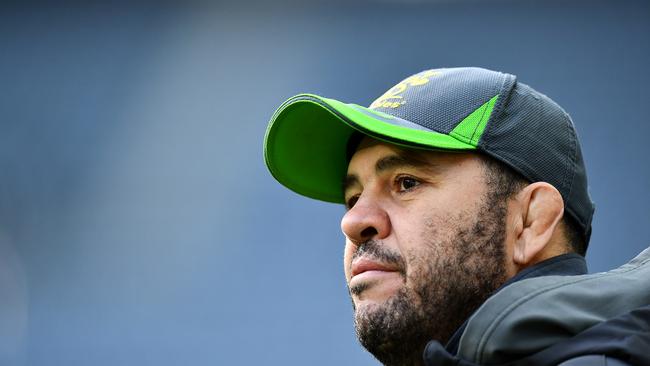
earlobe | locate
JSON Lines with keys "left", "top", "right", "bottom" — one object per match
{"left": 513, "top": 183, "right": 565, "bottom": 268}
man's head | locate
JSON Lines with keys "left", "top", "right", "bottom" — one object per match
{"left": 263, "top": 67, "right": 595, "bottom": 365}
{"left": 340, "top": 136, "right": 575, "bottom": 365}
{"left": 342, "top": 137, "right": 510, "bottom": 365}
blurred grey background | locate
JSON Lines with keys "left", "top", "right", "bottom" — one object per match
{"left": 1, "top": 0, "right": 649, "bottom": 365}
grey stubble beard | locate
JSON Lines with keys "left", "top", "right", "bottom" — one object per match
{"left": 350, "top": 194, "right": 509, "bottom": 366}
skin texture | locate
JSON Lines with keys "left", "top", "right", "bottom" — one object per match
{"left": 341, "top": 138, "right": 567, "bottom": 366}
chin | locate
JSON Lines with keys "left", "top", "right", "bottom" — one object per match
{"left": 351, "top": 276, "right": 404, "bottom": 299}
{"left": 352, "top": 286, "right": 403, "bottom": 314}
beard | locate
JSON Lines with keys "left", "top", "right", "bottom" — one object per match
{"left": 349, "top": 193, "right": 509, "bottom": 366}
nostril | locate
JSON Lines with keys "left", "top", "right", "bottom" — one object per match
{"left": 360, "top": 227, "right": 378, "bottom": 239}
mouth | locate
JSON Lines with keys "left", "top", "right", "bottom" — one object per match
{"left": 348, "top": 257, "right": 403, "bottom": 298}
{"left": 350, "top": 257, "right": 400, "bottom": 279}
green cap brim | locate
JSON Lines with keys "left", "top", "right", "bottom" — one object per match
{"left": 263, "top": 94, "right": 478, "bottom": 203}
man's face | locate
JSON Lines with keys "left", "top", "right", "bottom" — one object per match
{"left": 341, "top": 138, "right": 509, "bottom": 366}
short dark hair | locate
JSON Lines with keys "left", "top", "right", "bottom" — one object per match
{"left": 479, "top": 155, "right": 588, "bottom": 256}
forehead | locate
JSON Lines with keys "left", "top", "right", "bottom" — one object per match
{"left": 348, "top": 137, "right": 465, "bottom": 170}
{"left": 355, "top": 136, "right": 385, "bottom": 151}
{"left": 351, "top": 136, "right": 423, "bottom": 160}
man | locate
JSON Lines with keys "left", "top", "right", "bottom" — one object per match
{"left": 263, "top": 68, "right": 650, "bottom": 365}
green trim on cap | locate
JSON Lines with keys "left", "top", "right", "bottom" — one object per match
{"left": 450, "top": 94, "right": 499, "bottom": 146}
{"left": 322, "top": 97, "right": 477, "bottom": 150}
{"left": 263, "top": 93, "right": 499, "bottom": 204}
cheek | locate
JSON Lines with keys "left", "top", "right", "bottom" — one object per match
{"left": 394, "top": 212, "right": 446, "bottom": 271}
{"left": 391, "top": 209, "right": 430, "bottom": 252}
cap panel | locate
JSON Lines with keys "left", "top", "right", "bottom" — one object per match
{"left": 450, "top": 94, "right": 499, "bottom": 146}
{"left": 370, "top": 68, "right": 508, "bottom": 134}
{"left": 564, "top": 127, "right": 595, "bottom": 236}
{"left": 482, "top": 83, "right": 573, "bottom": 190}
{"left": 481, "top": 82, "right": 595, "bottom": 235}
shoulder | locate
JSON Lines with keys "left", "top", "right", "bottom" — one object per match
{"left": 456, "top": 248, "right": 650, "bottom": 366}
{"left": 557, "top": 355, "right": 632, "bottom": 366}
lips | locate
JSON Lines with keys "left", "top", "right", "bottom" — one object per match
{"left": 351, "top": 258, "right": 399, "bottom": 278}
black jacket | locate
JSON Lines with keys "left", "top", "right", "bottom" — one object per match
{"left": 423, "top": 248, "right": 650, "bottom": 366}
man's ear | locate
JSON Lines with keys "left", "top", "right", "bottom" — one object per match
{"left": 512, "top": 182, "right": 565, "bottom": 267}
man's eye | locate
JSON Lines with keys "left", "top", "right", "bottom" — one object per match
{"left": 397, "top": 176, "right": 420, "bottom": 191}
{"left": 346, "top": 195, "right": 359, "bottom": 209}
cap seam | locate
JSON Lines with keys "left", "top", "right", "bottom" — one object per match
{"left": 560, "top": 117, "right": 574, "bottom": 203}
{"left": 469, "top": 100, "right": 490, "bottom": 144}
{"left": 478, "top": 73, "right": 515, "bottom": 151}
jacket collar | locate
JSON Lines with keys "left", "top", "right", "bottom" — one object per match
{"left": 444, "top": 253, "right": 588, "bottom": 355}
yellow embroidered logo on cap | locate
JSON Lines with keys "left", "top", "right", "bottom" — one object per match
{"left": 370, "top": 70, "right": 441, "bottom": 109}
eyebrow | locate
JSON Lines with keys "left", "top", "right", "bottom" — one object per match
{"left": 342, "top": 150, "right": 437, "bottom": 194}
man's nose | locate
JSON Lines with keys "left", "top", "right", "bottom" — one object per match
{"left": 340, "top": 195, "right": 391, "bottom": 245}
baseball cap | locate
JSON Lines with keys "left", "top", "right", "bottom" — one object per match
{"left": 263, "top": 67, "right": 595, "bottom": 242}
